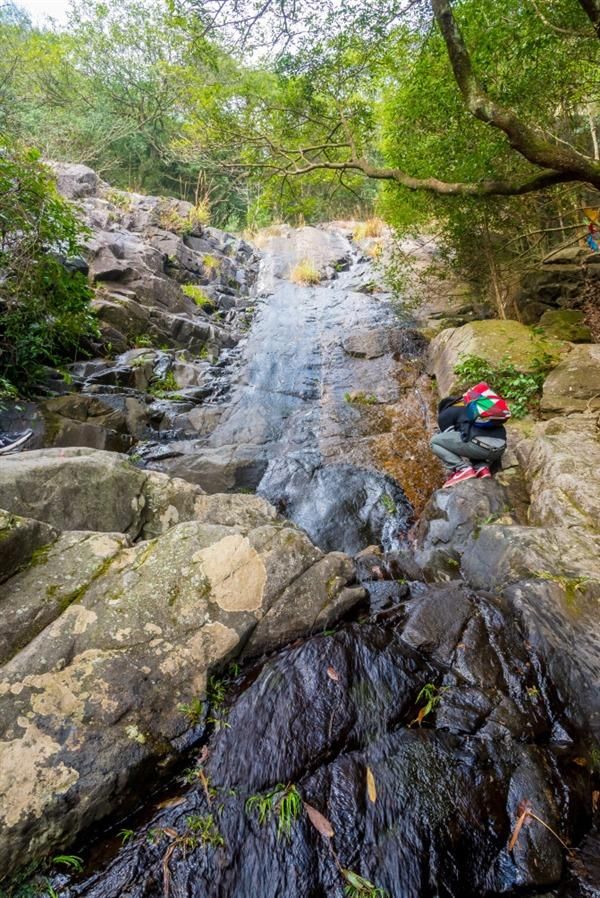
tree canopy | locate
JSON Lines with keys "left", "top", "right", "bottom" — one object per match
{"left": 1, "top": 0, "right": 599, "bottom": 309}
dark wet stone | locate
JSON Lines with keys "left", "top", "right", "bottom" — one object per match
{"left": 259, "top": 459, "right": 412, "bottom": 555}
{"left": 64, "top": 584, "right": 592, "bottom": 898}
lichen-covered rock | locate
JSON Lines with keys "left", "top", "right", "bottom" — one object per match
{"left": 0, "top": 448, "right": 207, "bottom": 538}
{"left": 538, "top": 308, "right": 591, "bottom": 343}
{"left": 428, "top": 319, "right": 566, "bottom": 395}
{"left": 541, "top": 343, "right": 600, "bottom": 415}
{"left": 515, "top": 414, "right": 600, "bottom": 529}
{"left": 0, "top": 463, "right": 364, "bottom": 877}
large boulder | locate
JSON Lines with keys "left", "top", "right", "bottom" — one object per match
{"left": 0, "top": 448, "right": 204, "bottom": 539}
{"left": 39, "top": 394, "right": 148, "bottom": 452}
{"left": 515, "top": 414, "right": 600, "bottom": 529}
{"left": 538, "top": 308, "right": 591, "bottom": 343}
{"left": 414, "top": 479, "right": 511, "bottom": 579}
{"left": 541, "top": 343, "right": 600, "bottom": 416}
{"left": 67, "top": 583, "right": 583, "bottom": 898}
{"left": 428, "top": 319, "right": 566, "bottom": 395}
{"left": 0, "top": 462, "right": 364, "bottom": 877}
{"left": 0, "top": 509, "right": 58, "bottom": 584}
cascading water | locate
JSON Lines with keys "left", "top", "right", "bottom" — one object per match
{"left": 141, "top": 225, "right": 425, "bottom": 552}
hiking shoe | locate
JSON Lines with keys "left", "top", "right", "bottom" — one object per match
{"left": 0, "top": 429, "right": 33, "bottom": 455}
{"left": 475, "top": 465, "right": 492, "bottom": 479}
{"left": 442, "top": 466, "right": 477, "bottom": 489}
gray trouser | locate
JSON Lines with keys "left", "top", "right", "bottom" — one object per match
{"left": 430, "top": 429, "right": 505, "bottom": 472}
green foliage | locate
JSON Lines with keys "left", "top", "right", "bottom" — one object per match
{"left": 344, "top": 392, "right": 378, "bottom": 405}
{"left": 184, "top": 814, "right": 225, "bottom": 849}
{"left": 118, "top": 828, "right": 135, "bottom": 845}
{"left": 149, "top": 370, "right": 179, "bottom": 397}
{"left": 410, "top": 683, "right": 447, "bottom": 727}
{"left": 245, "top": 784, "right": 302, "bottom": 841}
{"left": 182, "top": 284, "right": 212, "bottom": 307}
{"left": 453, "top": 353, "right": 554, "bottom": 418}
{"left": 132, "top": 333, "right": 153, "bottom": 348}
{"left": 202, "top": 254, "right": 221, "bottom": 272}
{"left": 342, "top": 869, "right": 389, "bottom": 898}
{"left": 52, "top": 855, "right": 83, "bottom": 873}
{"left": 177, "top": 697, "right": 204, "bottom": 726}
{"left": 0, "top": 142, "right": 98, "bottom": 392}
{"left": 380, "top": 494, "right": 396, "bottom": 515}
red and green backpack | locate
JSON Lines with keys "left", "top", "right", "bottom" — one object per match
{"left": 463, "top": 382, "right": 511, "bottom": 427}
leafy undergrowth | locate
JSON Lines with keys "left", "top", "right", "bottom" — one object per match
{"left": 453, "top": 353, "right": 555, "bottom": 418}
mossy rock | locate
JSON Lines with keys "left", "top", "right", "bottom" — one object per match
{"left": 428, "top": 319, "right": 568, "bottom": 395}
{"left": 537, "top": 309, "right": 592, "bottom": 343}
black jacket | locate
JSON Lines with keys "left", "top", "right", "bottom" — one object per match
{"left": 437, "top": 397, "right": 507, "bottom": 443}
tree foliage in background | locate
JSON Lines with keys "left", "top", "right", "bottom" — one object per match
{"left": 1, "top": 0, "right": 600, "bottom": 311}
{"left": 0, "top": 143, "right": 97, "bottom": 393}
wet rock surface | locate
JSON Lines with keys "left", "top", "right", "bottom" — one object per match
{"left": 139, "top": 228, "right": 439, "bottom": 551}
{"left": 63, "top": 583, "right": 594, "bottom": 898}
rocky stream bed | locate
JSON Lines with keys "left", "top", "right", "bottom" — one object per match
{"left": 0, "top": 166, "right": 599, "bottom": 898}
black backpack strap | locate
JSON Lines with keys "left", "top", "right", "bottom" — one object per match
{"left": 438, "top": 395, "right": 462, "bottom": 413}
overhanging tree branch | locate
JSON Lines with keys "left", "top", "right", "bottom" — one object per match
{"left": 224, "top": 155, "right": 575, "bottom": 195}
{"left": 430, "top": 0, "right": 600, "bottom": 189}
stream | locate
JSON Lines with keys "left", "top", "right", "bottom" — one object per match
{"left": 42, "top": 227, "right": 598, "bottom": 898}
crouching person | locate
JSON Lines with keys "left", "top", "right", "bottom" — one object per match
{"left": 430, "top": 383, "right": 509, "bottom": 489}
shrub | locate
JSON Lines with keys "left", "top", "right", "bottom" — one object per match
{"left": 182, "top": 284, "right": 212, "bottom": 307}
{"left": 157, "top": 198, "right": 210, "bottom": 235}
{"left": 453, "top": 354, "right": 554, "bottom": 419}
{"left": 0, "top": 143, "right": 98, "bottom": 393}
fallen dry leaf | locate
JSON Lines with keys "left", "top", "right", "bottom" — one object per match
{"left": 366, "top": 766, "right": 377, "bottom": 803}
{"left": 304, "top": 802, "right": 334, "bottom": 838}
{"left": 327, "top": 666, "right": 340, "bottom": 681}
{"left": 156, "top": 796, "right": 186, "bottom": 810}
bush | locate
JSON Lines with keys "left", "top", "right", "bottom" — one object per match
{"left": 0, "top": 143, "right": 98, "bottom": 393}
{"left": 453, "top": 353, "right": 554, "bottom": 418}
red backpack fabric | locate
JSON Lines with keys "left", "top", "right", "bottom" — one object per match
{"left": 462, "top": 382, "right": 511, "bottom": 425}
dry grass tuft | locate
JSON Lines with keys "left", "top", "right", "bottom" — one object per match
{"left": 289, "top": 258, "right": 322, "bottom": 285}
{"left": 353, "top": 218, "right": 385, "bottom": 240}
{"left": 245, "top": 223, "right": 287, "bottom": 247}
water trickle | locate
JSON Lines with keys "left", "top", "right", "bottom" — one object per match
{"left": 142, "top": 226, "right": 440, "bottom": 551}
